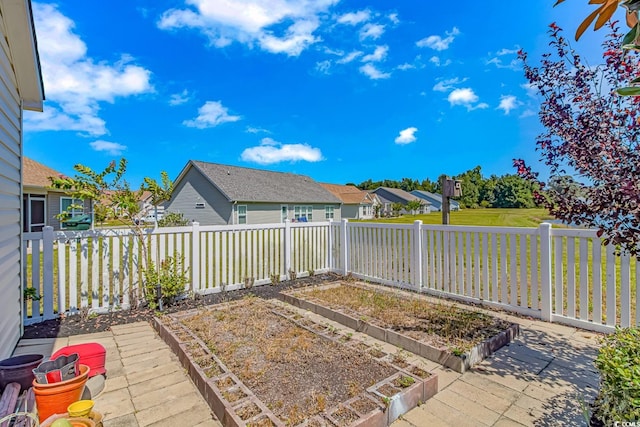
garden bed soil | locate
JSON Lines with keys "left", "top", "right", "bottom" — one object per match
{"left": 23, "top": 273, "right": 342, "bottom": 339}
{"left": 282, "top": 282, "right": 519, "bottom": 372}
{"left": 155, "top": 298, "right": 438, "bottom": 426}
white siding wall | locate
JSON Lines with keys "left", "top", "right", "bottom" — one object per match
{"left": 0, "top": 12, "right": 24, "bottom": 360}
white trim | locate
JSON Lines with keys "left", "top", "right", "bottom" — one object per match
{"left": 1, "top": 0, "right": 44, "bottom": 111}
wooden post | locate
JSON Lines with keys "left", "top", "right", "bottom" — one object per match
{"left": 440, "top": 176, "right": 450, "bottom": 225}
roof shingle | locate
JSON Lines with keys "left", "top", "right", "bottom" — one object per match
{"left": 23, "top": 157, "right": 64, "bottom": 188}
{"left": 190, "top": 161, "right": 341, "bottom": 204}
{"left": 319, "top": 183, "right": 373, "bottom": 204}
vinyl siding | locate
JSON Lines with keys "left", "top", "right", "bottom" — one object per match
{"left": 0, "top": 11, "right": 24, "bottom": 359}
{"left": 165, "top": 167, "right": 232, "bottom": 225}
{"left": 340, "top": 204, "right": 360, "bottom": 220}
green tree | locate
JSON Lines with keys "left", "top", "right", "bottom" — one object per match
{"left": 49, "top": 159, "right": 175, "bottom": 308}
{"left": 492, "top": 175, "right": 536, "bottom": 208}
{"left": 405, "top": 199, "right": 424, "bottom": 214}
{"left": 391, "top": 202, "right": 404, "bottom": 216}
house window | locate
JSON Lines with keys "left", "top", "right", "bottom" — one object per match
{"left": 238, "top": 205, "right": 247, "bottom": 224}
{"left": 60, "top": 197, "right": 84, "bottom": 229}
{"left": 294, "top": 206, "right": 313, "bottom": 222}
{"left": 325, "top": 206, "right": 334, "bottom": 219}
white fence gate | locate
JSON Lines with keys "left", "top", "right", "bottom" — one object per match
{"left": 24, "top": 220, "right": 640, "bottom": 332}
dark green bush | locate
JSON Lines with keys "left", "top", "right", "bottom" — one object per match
{"left": 144, "top": 256, "right": 189, "bottom": 309}
{"left": 593, "top": 327, "right": 640, "bottom": 424}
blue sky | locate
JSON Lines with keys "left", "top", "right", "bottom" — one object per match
{"left": 23, "top": 1, "right": 620, "bottom": 187}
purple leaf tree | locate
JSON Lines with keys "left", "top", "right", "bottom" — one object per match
{"left": 516, "top": 22, "right": 640, "bottom": 254}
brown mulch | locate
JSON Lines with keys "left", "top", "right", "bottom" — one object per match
{"left": 22, "top": 273, "right": 342, "bottom": 339}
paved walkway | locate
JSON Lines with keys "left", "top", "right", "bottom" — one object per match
{"left": 13, "top": 322, "right": 222, "bottom": 427}
{"left": 14, "top": 311, "right": 601, "bottom": 427}
{"left": 391, "top": 319, "right": 601, "bottom": 427}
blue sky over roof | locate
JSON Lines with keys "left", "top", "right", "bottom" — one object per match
{"left": 23, "top": 0, "right": 618, "bottom": 186}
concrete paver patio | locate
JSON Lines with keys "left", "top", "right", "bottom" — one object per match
{"left": 13, "top": 322, "right": 222, "bottom": 427}
{"left": 13, "top": 309, "right": 601, "bottom": 427}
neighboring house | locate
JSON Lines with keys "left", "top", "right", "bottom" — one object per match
{"left": 138, "top": 190, "right": 165, "bottom": 218}
{"left": 372, "top": 187, "right": 431, "bottom": 216}
{"left": 411, "top": 190, "right": 460, "bottom": 212}
{"left": 319, "top": 183, "right": 380, "bottom": 220}
{"left": 23, "top": 157, "right": 92, "bottom": 231}
{"left": 165, "top": 161, "right": 342, "bottom": 225}
{"left": 0, "top": 0, "right": 45, "bottom": 359}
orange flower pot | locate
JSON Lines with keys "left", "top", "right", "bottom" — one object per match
{"left": 33, "top": 364, "right": 90, "bottom": 422}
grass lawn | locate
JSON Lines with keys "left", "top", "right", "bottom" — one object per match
{"left": 356, "top": 208, "right": 555, "bottom": 227}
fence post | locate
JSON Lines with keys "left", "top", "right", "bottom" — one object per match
{"left": 539, "top": 222, "right": 553, "bottom": 321}
{"left": 413, "top": 220, "right": 423, "bottom": 288}
{"left": 341, "top": 219, "right": 349, "bottom": 276}
{"left": 327, "top": 221, "right": 333, "bottom": 271}
{"left": 42, "top": 226, "right": 54, "bottom": 320}
{"left": 191, "top": 222, "right": 200, "bottom": 295}
{"left": 284, "top": 220, "right": 292, "bottom": 279}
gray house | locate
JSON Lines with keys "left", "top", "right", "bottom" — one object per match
{"left": 166, "top": 161, "right": 342, "bottom": 225}
{"left": 372, "top": 187, "right": 430, "bottom": 216}
{"left": 411, "top": 190, "right": 460, "bottom": 211}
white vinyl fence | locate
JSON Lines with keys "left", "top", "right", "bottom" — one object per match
{"left": 23, "top": 221, "right": 331, "bottom": 325}
{"left": 24, "top": 220, "right": 639, "bottom": 332}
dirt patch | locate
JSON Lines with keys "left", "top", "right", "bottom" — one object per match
{"left": 297, "top": 283, "right": 512, "bottom": 352}
{"left": 179, "top": 298, "right": 396, "bottom": 425}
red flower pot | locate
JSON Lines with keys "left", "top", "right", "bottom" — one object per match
{"left": 33, "top": 364, "right": 90, "bottom": 422}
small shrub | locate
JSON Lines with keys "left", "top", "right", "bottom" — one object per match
{"left": 307, "top": 269, "right": 315, "bottom": 276}
{"left": 593, "top": 327, "right": 640, "bottom": 425}
{"left": 158, "top": 211, "right": 189, "bottom": 227}
{"left": 288, "top": 269, "right": 297, "bottom": 281}
{"left": 23, "top": 287, "right": 41, "bottom": 302}
{"left": 270, "top": 273, "right": 280, "bottom": 286}
{"left": 244, "top": 277, "right": 255, "bottom": 289}
{"left": 144, "top": 256, "right": 190, "bottom": 309}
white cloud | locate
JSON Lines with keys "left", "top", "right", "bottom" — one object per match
{"left": 497, "top": 95, "right": 520, "bottom": 115}
{"left": 496, "top": 47, "right": 519, "bottom": 56}
{"left": 416, "top": 27, "right": 459, "bottom": 51}
{"left": 388, "top": 13, "right": 399, "bottom": 24}
{"left": 169, "top": 89, "right": 191, "bottom": 106}
{"left": 397, "top": 63, "right": 415, "bottom": 71}
{"left": 447, "top": 88, "right": 488, "bottom": 111}
{"left": 246, "top": 126, "right": 271, "bottom": 134}
{"left": 183, "top": 101, "right": 241, "bottom": 128}
{"left": 361, "top": 45, "right": 388, "bottom": 63}
{"left": 394, "top": 127, "right": 417, "bottom": 145}
{"left": 359, "top": 23, "right": 385, "bottom": 40}
{"left": 433, "top": 77, "right": 467, "bottom": 92}
{"left": 359, "top": 63, "right": 391, "bottom": 80}
{"left": 429, "top": 56, "right": 451, "bottom": 67}
{"left": 519, "top": 109, "right": 536, "bottom": 118}
{"left": 337, "top": 10, "right": 371, "bottom": 25}
{"left": 158, "top": 0, "right": 337, "bottom": 56}
{"left": 521, "top": 82, "right": 538, "bottom": 98}
{"left": 315, "top": 60, "right": 332, "bottom": 74}
{"left": 337, "top": 50, "right": 363, "bottom": 64}
{"left": 241, "top": 137, "right": 324, "bottom": 164}
{"left": 90, "top": 140, "right": 127, "bottom": 155}
{"left": 486, "top": 46, "right": 521, "bottom": 70}
{"left": 25, "top": 4, "right": 153, "bottom": 136}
